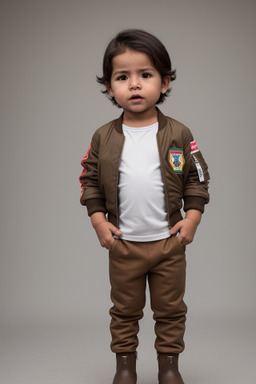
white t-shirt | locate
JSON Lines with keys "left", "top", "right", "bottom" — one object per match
{"left": 118, "top": 123, "right": 170, "bottom": 242}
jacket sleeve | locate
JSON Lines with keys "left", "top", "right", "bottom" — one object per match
{"left": 79, "top": 130, "right": 107, "bottom": 216}
{"left": 182, "top": 129, "right": 210, "bottom": 213}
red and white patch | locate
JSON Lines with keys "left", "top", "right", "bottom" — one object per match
{"left": 190, "top": 140, "right": 198, "bottom": 153}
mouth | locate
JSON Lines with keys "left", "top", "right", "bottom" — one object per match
{"left": 129, "top": 94, "right": 144, "bottom": 101}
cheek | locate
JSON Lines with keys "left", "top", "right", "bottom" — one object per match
{"left": 113, "top": 87, "right": 125, "bottom": 99}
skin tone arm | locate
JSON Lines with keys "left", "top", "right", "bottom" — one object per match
{"left": 91, "top": 212, "right": 122, "bottom": 250}
{"left": 170, "top": 209, "right": 202, "bottom": 246}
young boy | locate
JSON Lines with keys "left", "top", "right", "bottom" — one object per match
{"left": 79, "top": 29, "right": 210, "bottom": 384}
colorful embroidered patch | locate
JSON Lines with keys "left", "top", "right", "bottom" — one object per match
{"left": 169, "top": 148, "right": 185, "bottom": 173}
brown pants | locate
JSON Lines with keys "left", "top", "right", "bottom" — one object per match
{"left": 109, "top": 236, "right": 187, "bottom": 354}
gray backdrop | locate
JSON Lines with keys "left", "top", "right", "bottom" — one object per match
{"left": 1, "top": 0, "right": 256, "bottom": 383}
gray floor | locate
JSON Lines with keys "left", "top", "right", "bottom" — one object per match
{"left": 0, "top": 314, "right": 255, "bottom": 384}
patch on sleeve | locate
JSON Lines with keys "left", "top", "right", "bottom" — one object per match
{"left": 190, "top": 140, "right": 205, "bottom": 182}
{"left": 192, "top": 154, "right": 205, "bottom": 182}
{"left": 168, "top": 148, "right": 185, "bottom": 173}
{"left": 190, "top": 140, "right": 199, "bottom": 153}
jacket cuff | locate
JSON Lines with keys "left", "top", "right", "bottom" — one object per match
{"left": 183, "top": 196, "right": 206, "bottom": 213}
{"left": 86, "top": 198, "right": 107, "bottom": 216}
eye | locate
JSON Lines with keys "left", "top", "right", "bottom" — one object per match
{"left": 142, "top": 72, "right": 152, "bottom": 78}
{"left": 117, "top": 75, "right": 128, "bottom": 81}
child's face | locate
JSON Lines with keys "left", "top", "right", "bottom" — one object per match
{"left": 105, "top": 49, "right": 170, "bottom": 119}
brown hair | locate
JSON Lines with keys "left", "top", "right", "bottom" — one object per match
{"left": 97, "top": 29, "right": 176, "bottom": 106}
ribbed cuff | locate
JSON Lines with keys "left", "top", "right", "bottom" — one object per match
{"left": 86, "top": 198, "right": 107, "bottom": 216}
{"left": 183, "top": 196, "right": 206, "bottom": 213}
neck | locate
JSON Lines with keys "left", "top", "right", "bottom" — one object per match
{"left": 123, "top": 108, "right": 158, "bottom": 127}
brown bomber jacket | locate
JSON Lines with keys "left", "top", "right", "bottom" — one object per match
{"left": 79, "top": 108, "right": 210, "bottom": 229}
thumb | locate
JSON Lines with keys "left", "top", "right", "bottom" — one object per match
{"left": 110, "top": 224, "right": 122, "bottom": 237}
{"left": 170, "top": 221, "right": 182, "bottom": 235}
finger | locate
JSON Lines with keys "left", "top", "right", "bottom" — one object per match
{"left": 110, "top": 225, "right": 122, "bottom": 237}
{"left": 177, "top": 235, "right": 184, "bottom": 245}
{"left": 170, "top": 222, "right": 182, "bottom": 235}
{"left": 101, "top": 240, "right": 112, "bottom": 250}
{"left": 106, "top": 239, "right": 115, "bottom": 250}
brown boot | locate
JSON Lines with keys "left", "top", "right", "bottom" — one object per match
{"left": 113, "top": 352, "right": 137, "bottom": 384}
{"left": 158, "top": 353, "right": 184, "bottom": 384}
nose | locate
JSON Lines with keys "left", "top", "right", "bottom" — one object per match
{"left": 129, "top": 76, "right": 141, "bottom": 90}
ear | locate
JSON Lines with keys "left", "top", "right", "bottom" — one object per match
{"left": 105, "top": 82, "right": 114, "bottom": 97}
{"left": 161, "top": 76, "right": 171, "bottom": 94}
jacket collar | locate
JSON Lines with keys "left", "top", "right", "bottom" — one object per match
{"left": 114, "top": 107, "right": 167, "bottom": 134}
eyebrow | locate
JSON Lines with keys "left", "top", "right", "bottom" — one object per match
{"left": 112, "top": 68, "right": 155, "bottom": 76}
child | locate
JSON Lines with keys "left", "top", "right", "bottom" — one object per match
{"left": 79, "top": 29, "right": 210, "bottom": 384}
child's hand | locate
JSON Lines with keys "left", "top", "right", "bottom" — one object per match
{"left": 91, "top": 212, "right": 122, "bottom": 250}
{"left": 94, "top": 221, "right": 122, "bottom": 250}
{"left": 170, "top": 209, "right": 202, "bottom": 246}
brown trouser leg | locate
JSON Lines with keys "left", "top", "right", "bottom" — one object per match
{"left": 109, "top": 236, "right": 187, "bottom": 354}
